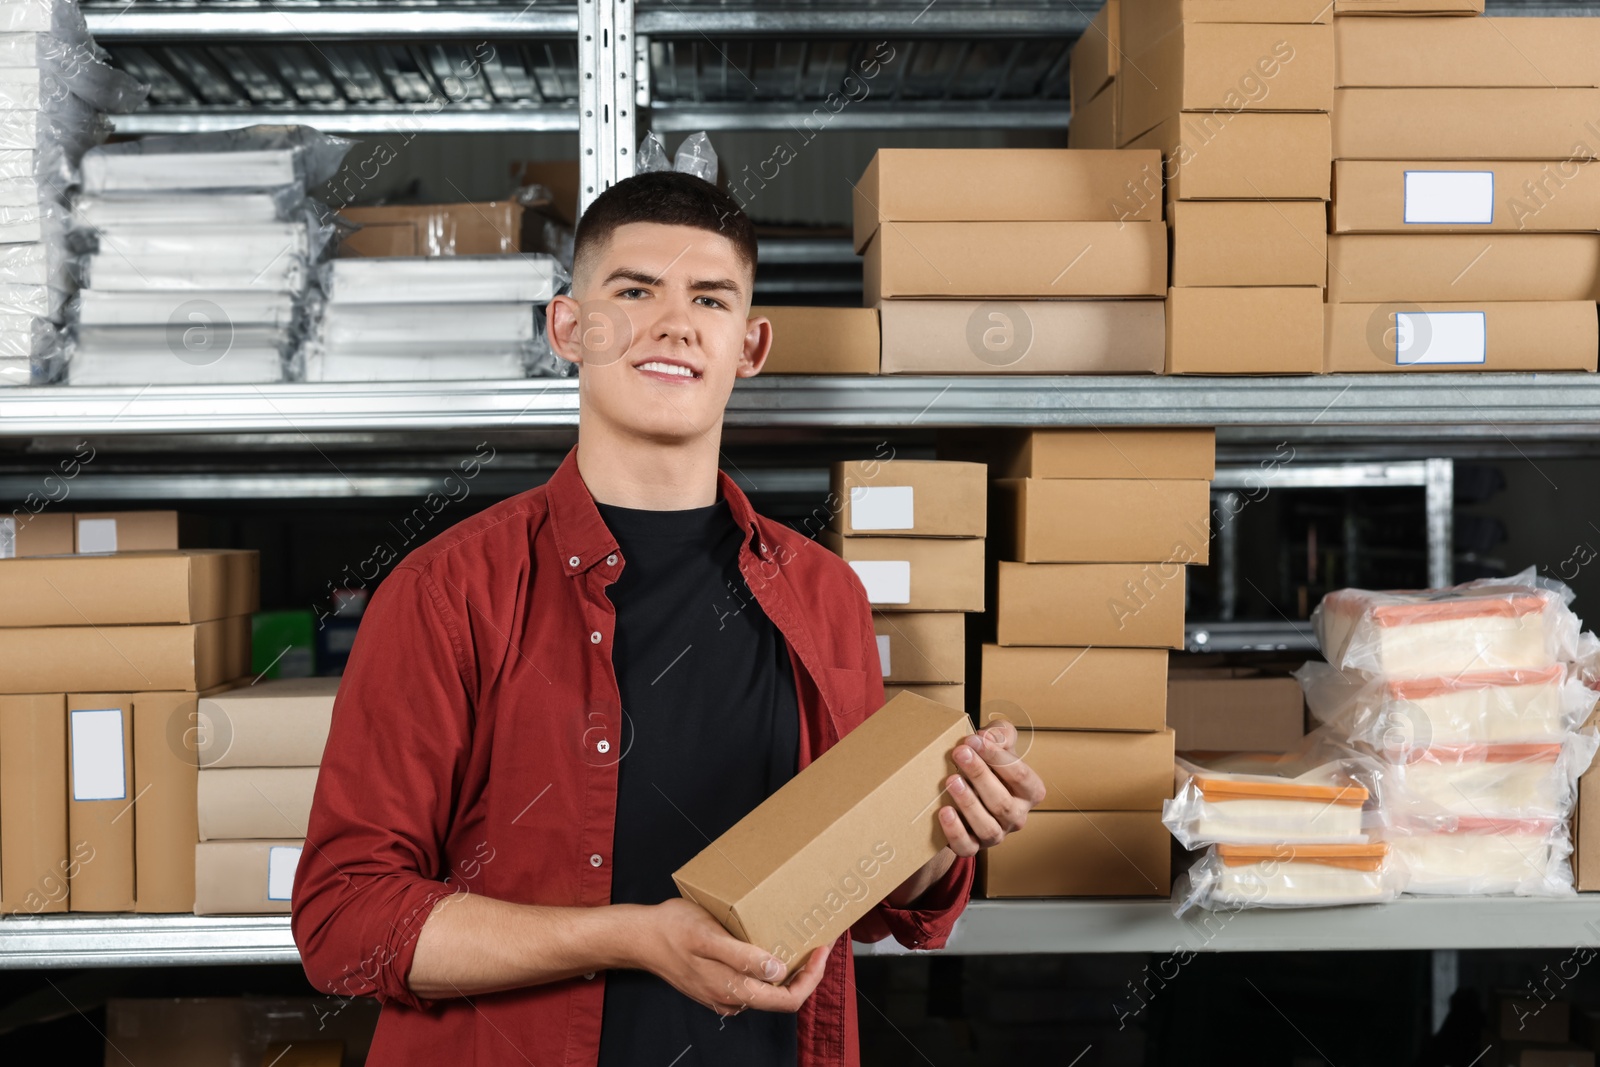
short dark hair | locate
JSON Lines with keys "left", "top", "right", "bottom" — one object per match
{"left": 572, "top": 170, "right": 758, "bottom": 289}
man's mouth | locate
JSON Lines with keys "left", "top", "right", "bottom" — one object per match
{"left": 635, "top": 359, "right": 701, "bottom": 380}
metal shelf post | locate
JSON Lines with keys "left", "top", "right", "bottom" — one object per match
{"left": 579, "top": 0, "right": 638, "bottom": 215}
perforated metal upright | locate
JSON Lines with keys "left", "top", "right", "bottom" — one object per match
{"left": 578, "top": 0, "right": 638, "bottom": 214}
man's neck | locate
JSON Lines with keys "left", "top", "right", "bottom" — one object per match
{"left": 575, "top": 429, "right": 722, "bottom": 511}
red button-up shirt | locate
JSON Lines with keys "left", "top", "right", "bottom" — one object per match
{"left": 292, "top": 448, "right": 974, "bottom": 1066}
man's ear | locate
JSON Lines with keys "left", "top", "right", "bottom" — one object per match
{"left": 546, "top": 295, "right": 583, "bottom": 368}
{"left": 738, "top": 314, "right": 774, "bottom": 378}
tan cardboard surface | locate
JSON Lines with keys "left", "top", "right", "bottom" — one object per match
{"left": 1166, "top": 286, "right": 1324, "bottom": 374}
{"left": 874, "top": 611, "right": 967, "bottom": 685}
{"left": 1329, "top": 234, "right": 1600, "bottom": 303}
{"left": 1128, "top": 112, "right": 1331, "bottom": 199}
{"left": 754, "top": 306, "right": 879, "bottom": 375}
{"left": 0, "top": 693, "right": 68, "bottom": 913}
{"left": 1580, "top": 731, "right": 1600, "bottom": 891}
{"left": 1332, "top": 88, "right": 1600, "bottom": 160}
{"left": 0, "top": 549, "right": 259, "bottom": 627}
{"left": 198, "top": 767, "right": 319, "bottom": 841}
{"left": 67, "top": 693, "right": 134, "bottom": 912}
{"left": 340, "top": 201, "right": 523, "bottom": 256}
{"left": 879, "top": 298, "right": 1164, "bottom": 375}
{"left": 1332, "top": 160, "right": 1600, "bottom": 233}
{"left": 883, "top": 683, "right": 966, "bottom": 711}
{"left": 1170, "top": 200, "right": 1329, "bottom": 287}
{"left": 196, "top": 676, "right": 339, "bottom": 769}
{"left": 996, "top": 561, "right": 1188, "bottom": 648}
{"left": 979, "top": 810, "right": 1170, "bottom": 896}
{"left": 994, "top": 478, "right": 1212, "bottom": 564}
{"left": 831, "top": 460, "right": 987, "bottom": 538}
{"left": 1069, "top": 80, "right": 1120, "bottom": 150}
{"left": 1022, "top": 727, "right": 1176, "bottom": 811}
{"left": 946, "top": 427, "right": 1216, "bottom": 480}
{"left": 1334, "top": 0, "right": 1481, "bottom": 12}
{"left": 821, "top": 531, "right": 985, "bottom": 612}
{"left": 1070, "top": 1, "right": 1119, "bottom": 107}
{"left": 1324, "top": 301, "right": 1599, "bottom": 373}
{"left": 6, "top": 511, "right": 72, "bottom": 557}
{"left": 862, "top": 221, "right": 1167, "bottom": 301}
{"left": 672, "top": 692, "right": 971, "bottom": 974}
{"left": 194, "top": 839, "right": 301, "bottom": 915}
{"left": 852, "top": 149, "right": 1163, "bottom": 251}
{"left": 0, "top": 615, "right": 253, "bottom": 694}
{"left": 1166, "top": 673, "right": 1306, "bottom": 752}
{"left": 980, "top": 645, "right": 1168, "bottom": 732}
{"left": 74, "top": 510, "right": 183, "bottom": 553}
{"left": 1335, "top": 17, "right": 1600, "bottom": 87}
{"left": 1123, "top": 0, "right": 1331, "bottom": 59}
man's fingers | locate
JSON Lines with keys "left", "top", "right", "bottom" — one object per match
{"left": 702, "top": 932, "right": 787, "bottom": 985}
{"left": 962, "top": 731, "right": 1047, "bottom": 811}
{"left": 938, "top": 803, "right": 981, "bottom": 858}
{"left": 946, "top": 771, "right": 1007, "bottom": 847}
{"left": 952, "top": 740, "right": 1031, "bottom": 832}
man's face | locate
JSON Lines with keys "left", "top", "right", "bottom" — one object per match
{"left": 548, "top": 221, "right": 770, "bottom": 445}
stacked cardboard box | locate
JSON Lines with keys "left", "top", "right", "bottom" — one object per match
{"left": 822, "top": 460, "right": 986, "bottom": 710}
{"left": 1326, "top": 13, "right": 1600, "bottom": 372}
{"left": 853, "top": 148, "right": 1167, "bottom": 374}
{"left": 1166, "top": 667, "right": 1306, "bottom": 753}
{"left": 1067, "top": 0, "right": 1120, "bottom": 152}
{"left": 748, "top": 305, "right": 879, "bottom": 375}
{"left": 194, "top": 677, "right": 337, "bottom": 915}
{"left": 1114, "top": 0, "right": 1334, "bottom": 374}
{"left": 972, "top": 428, "right": 1215, "bottom": 897}
{"left": 0, "top": 529, "right": 257, "bottom": 915}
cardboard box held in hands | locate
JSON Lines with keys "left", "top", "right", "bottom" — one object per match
{"left": 672, "top": 692, "right": 971, "bottom": 976}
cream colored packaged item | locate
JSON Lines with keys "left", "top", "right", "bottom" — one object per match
{"left": 1176, "top": 843, "right": 1399, "bottom": 913}
{"left": 1384, "top": 817, "right": 1572, "bottom": 896}
{"left": 1162, "top": 759, "right": 1371, "bottom": 848}
{"left": 1312, "top": 569, "right": 1580, "bottom": 678}
{"left": 1378, "top": 737, "right": 1597, "bottom": 820}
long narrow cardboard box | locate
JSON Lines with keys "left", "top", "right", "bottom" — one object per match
{"left": 1324, "top": 301, "right": 1599, "bottom": 373}
{"left": 948, "top": 427, "right": 1216, "bottom": 481}
{"left": 0, "top": 549, "right": 258, "bottom": 627}
{"left": 1170, "top": 200, "right": 1328, "bottom": 287}
{"left": 754, "top": 307, "right": 879, "bottom": 375}
{"left": 1333, "top": 0, "right": 1481, "bottom": 13}
{"left": 0, "top": 693, "right": 70, "bottom": 913}
{"left": 1332, "top": 89, "right": 1600, "bottom": 160}
{"left": 874, "top": 612, "right": 966, "bottom": 685}
{"left": 194, "top": 839, "right": 303, "bottom": 915}
{"left": 883, "top": 683, "right": 966, "bottom": 711}
{"left": 1332, "top": 160, "right": 1600, "bottom": 234}
{"left": 878, "top": 299, "right": 1164, "bottom": 375}
{"left": 980, "top": 645, "right": 1168, "bottom": 731}
{"left": 67, "top": 692, "right": 135, "bottom": 912}
{"left": 1070, "top": 0, "right": 1119, "bottom": 108}
{"left": 0, "top": 512, "right": 73, "bottom": 558}
{"left": 1166, "top": 287, "right": 1324, "bottom": 374}
{"left": 980, "top": 811, "right": 1170, "bottom": 897}
{"left": 1122, "top": 0, "right": 1330, "bottom": 58}
{"left": 993, "top": 478, "right": 1211, "bottom": 564}
{"left": 1021, "top": 727, "right": 1176, "bottom": 811}
{"left": 1328, "top": 234, "right": 1600, "bottom": 303}
{"left": 996, "top": 562, "right": 1187, "bottom": 648}
{"left": 1167, "top": 670, "right": 1305, "bottom": 752}
{"left": 198, "top": 767, "right": 319, "bottom": 841}
{"left": 1128, "top": 113, "right": 1331, "bottom": 200}
{"left": 1334, "top": 17, "right": 1600, "bottom": 88}
{"left": 195, "top": 677, "right": 338, "bottom": 769}
{"left": 830, "top": 460, "right": 987, "bottom": 538}
{"left": 0, "top": 616, "right": 253, "bottom": 694}
{"left": 821, "top": 532, "right": 985, "bottom": 612}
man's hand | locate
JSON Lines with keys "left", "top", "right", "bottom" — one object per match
{"left": 938, "top": 718, "right": 1045, "bottom": 857}
{"left": 636, "top": 898, "right": 832, "bottom": 1016}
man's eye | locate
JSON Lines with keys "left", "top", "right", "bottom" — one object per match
{"left": 619, "top": 288, "right": 647, "bottom": 299}
{"left": 696, "top": 296, "right": 724, "bottom": 309}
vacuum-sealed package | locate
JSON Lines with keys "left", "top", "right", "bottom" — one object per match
{"left": 75, "top": 288, "right": 299, "bottom": 329}
{"left": 1376, "top": 733, "right": 1598, "bottom": 820}
{"left": 66, "top": 321, "right": 291, "bottom": 385}
{"left": 73, "top": 189, "right": 303, "bottom": 228}
{"left": 79, "top": 251, "right": 307, "bottom": 293}
{"left": 1174, "top": 843, "right": 1401, "bottom": 914}
{"left": 301, "top": 346, "right": 529, "bottom": 383}
{"left": 318, "top": 255, "right": 565, "bottom": 305}
{"left": 93, "top": 220, "right": 313, "bottom": 264}
{"left": 317, "top": 302, "right": 535, "bottom": 346}
{"left": 1313, "top": 569, "right": 1581, "bottom": 678}
{"left": 80, "top": 125, "right": 353, "bottom": 195}
{"left": 1163, "top": 759, "right": 1373, "bottom": 848}
{"left": 1384, "top": 816, "right": 1573, "bottom": 896}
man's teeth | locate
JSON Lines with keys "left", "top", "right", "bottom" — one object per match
{"left": 638, "top": 361, "right": 696, "bottom": 378}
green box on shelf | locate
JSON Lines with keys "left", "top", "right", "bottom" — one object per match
{"left": 251, "top": 609, "right": 315, "bottom": 679}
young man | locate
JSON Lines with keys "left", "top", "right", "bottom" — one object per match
{"left": 292, "top": 171, "right": 1044, "bottom": 1066}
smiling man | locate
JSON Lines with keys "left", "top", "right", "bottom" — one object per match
{"left": 292, "top": 171, "right": 1044, "bottom": 1067}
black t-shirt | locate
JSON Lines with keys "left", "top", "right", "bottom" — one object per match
{"left": 594, "top": 499, "right": 801, "bottom": 1067}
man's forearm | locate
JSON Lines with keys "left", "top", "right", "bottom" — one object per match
{"left": 408, "top": 893, "right": 650, "bottom": 999}
{"left": 883, "top": 847, "right": 957, "bottom": 909}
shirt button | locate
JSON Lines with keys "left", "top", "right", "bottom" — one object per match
{"left": 584, "top": 972, "right": 596, "bottom": 980}
{"left": 589, "top": 854, "right": 603, "bottom": 867}
{"left": 596, "top": 739, "right": 610, "bottom": 753}
{"left": 568, "top": 555, "right": 581, "bottom": 567}
{"left": 589, "top": 631, "right": 602, "bottom": 644}
{"left": 606, "top": 554, "right": 617, "bottom": 566}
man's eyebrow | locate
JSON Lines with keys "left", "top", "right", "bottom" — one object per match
{"left": 600, "top": 268, "right": 743, "bottom": 298}
{"left": 601, "top": 267, "right": 663, "bottom": 287}
{"left": 689, "top": 277, "right": 742, "bottom": 296}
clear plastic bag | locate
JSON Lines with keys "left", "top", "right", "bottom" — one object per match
{"left": 0, "top": 239, "right": 70, "bottom": 288}
{"left": 1383, "top": 816, "right": 1574, "bottom": 896}
{"left": 1173, "top": 842, "right": 1402, "bottom": 914}
{"left": 73, "top": 189, "right": 305, "bottom": 228}
{"left": 316, "top": 302, "right": 535, "bottom": 345}
{"left": 74, "top": 288, "right": 300, "bottom": 329}
{"left": 66, "top": 323, "right": 291, "bottom": 385}
{"left": 673, "top": 131, "right": 718, "bottom": 184}
{"left": 81, "top": 125, "right": 354, "bottom": 194}
{"left": 317, "top": 255, "right": 566, "bottom": 306}
{"left": 1163, "top": 758, "right": 1376, "bottom": 848}
{"left": 1374, "top": 730, "right": 1599, "bottom": 821}
{"left": 79, "top": 251, "right": 307, "bottom": 293}
{"left": 1312, "top": 568, "right": 1581, "bottom": 678}
{"left": 637, "top": 131, "right": 670, "bottom": 173}
{"left": 300, "top": 344, "right": 530, "bottom": 383}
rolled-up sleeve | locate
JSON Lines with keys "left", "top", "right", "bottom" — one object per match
{"left": 291, "top": 564, "right": 472, "bottom": 1010}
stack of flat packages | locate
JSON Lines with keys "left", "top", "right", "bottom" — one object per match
{"left": 66, "top": 126, "right": 351, "bottom": 385}
{"left": 1067, "top": 0, "right": 1120, "bottom": 150}
{"left": 0, "top": 523, "right": 257, "bottom": 914}
{"left": 193, "top": 677, "right": 337, "bottom": 915}
{"left": 1115, "top": 0, "right": 1334, "bottom": 373}
{"left": 971, "top": 428, "right": 1214, "bottom": 898}
{"left": 1306, "top": 571, "right": 1596, "bottom": 895}
{"left": 820, "top": 459, "right": 986, "bottom": 712}
{"left": 855, "top": 148, "right": 1167, "bottom": 375}
{"left": 302, "top": 256, "right": 564, "bottom": 381}
{"left": 0, "top": 0, "right": 141, "bottom": 386}
{"left": 1327, "top": 12, "right": 1600, "bottom": 372}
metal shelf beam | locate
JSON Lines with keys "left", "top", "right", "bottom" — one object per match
{"left": 635, "top": 8, "right": 1090, "bottom": 36}
{"left": 650, "top": 102, "right": 1068, "bottom": 131}
{"left": 110, "top": 107, "right": 580, "bottom": 135}
{"left": 84, "top": 6, "right": 580, "bottom": 40}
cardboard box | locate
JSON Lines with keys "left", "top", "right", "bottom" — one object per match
{"left": 821, "top": 531, "right": 985, "bottom": 612}
{"left": 198, "top": 767, "right": 318, "bottom": 841}
{"left": 1069, "top": 81, "right": 1119, "bottom": 151}
{"left": 1166, "top": 286, "right": 1324, "bottom": 374}
{"left": 1328, "top": 234, "right": 1600, "bottom": 303}
{"left": 1579, "top": 734, "right": 1600, "bottom": 891}
{"left": 196, "top": 677, "right": 339, "bottom": 770}
{"left": 672, "top": 692, "right": 970, "bottom": 975}
{"left": 947, "top": 427, "right": 1216, "bottom": 481}
{"left": 0, "top": 549, "right": 258, "bottom": 627}
{"left": 874, "top": 611, "right": 966, "bottom": 685}
{"left": 851, "top": 149, "right": 1163, "bottom": 252}
{"left": 74, "top": 510, "right": 191, "bottom": 554}
{"left": 1071, "top": 0, "right": 1120, "bottom": 107}
{"left": 512, "top": 158, "right": 581, "bottom": 224}
{"left": 1335, "top": 17, "right": 1597, "bottom": 87}
{"left": 994, "top": 478, "right": 1211, "bottom": 564}
{"left": 105, "top": 997, "right": 379, "bottom": 1067}
{"left": 339, "top": 201, "right": 522, "bottom": 257}
{"left": 67, "top": 693, "right": 134, "bottom": 912}
{"left": 1127, "top": 112, "right": 1331, "bottom": 200}
{"left": 1170, "top": 200, "right": 1328, "bottom": 288}
{"left": 1332, "top": 88, "right": 1600, "bottom": 161}
{"left": 979, "top": 810, "right": 1170, "bottom": 896}
{"left": 1499, "top": 992, "right": 1572, "bottom": 1045}
{"left": 879, "top": 298, "right": 1163, "bottom": 375}
{"left": 262, "top": 1042, "right": 345, "bottom": 1067}
{"left": 862, "top": 221, "right": 1167, "bottom": 302}
{"left": 194, "top": 839, "right": 303, "bottom": 915}
{"left": 1119, "top": 24, "right": 1334, "bottom": 147}
{"left": 1334, "top": 0, "right": 1481, "bottom": 12}
{"left": 0, "top": 511, "right": 73, "bottom": 558}
{"left": 1122, "top": 0, "right": 1331, "bottom": 60}
{"left": 0, "top": 615, "right": 253, "bottom": 694}
{"left": 1166, "top": 671, "right": 1306, "bottom": 752}
{"left": 1324, "top": 301, "right": 1599, "bottom": 373}
{"left": 1499, "top": 1048, "right": 1593, "bottom": 1067}
{"left": 1021, "top": 727, "right": 1176, "bottom": 811}
{"left": 1332, "top": 161, "right": 1600, "bottom": 234}
{"left": 0, "top": 693, "right": 68, "bottom": 913}
{"left": 754, "top": 306, "right": 879, "bottom": 375}
{"left": 831, "top": 459, "right": 987, "bottom": 538}
{"left": 995, "top": 561, "right": 1188, "bottom": 648}
{"left": 883, "top": 683, "right": 966, "bottom": 711}
{"left": 980, "top": 645, "right": 1168, "bottom": 731}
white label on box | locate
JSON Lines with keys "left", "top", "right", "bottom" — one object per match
{"left": 876, "top": 634, "right": 892, "bottom": 676}
{"left": 77, "top": 517, "right": 118, "bottom": 553}
{"left": 266, "top": 845, "right": 302, "bottom": 901}
{"left": 1395, "top": 311, "right": 1487, "bottom": 366}
{"left": 849, "top": 560, "right": 911, "bottom": 604}
{"left": 849, "top": 486, "right": 914, "bottom": 531}
{"left": 70, "top": 708, "right": 125, "bottom": 801}
{"left": 1404, "top": 170, "right": 1493, "bottom": 225}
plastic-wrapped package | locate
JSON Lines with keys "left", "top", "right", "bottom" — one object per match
{"left": 637, "top": 131, "right": 670, "bottom": 173}
{"left": 1312, "top": 568, "right": 1580, "bottom": 678}
{"left": 0, "top": 96, "right": 104, "bottom": 151}
{"left": 0, "top": 278, "right": 64, "bottom": 315}
{"left": 73, "top": 190, "right": 303, "bottom": 227}
{"left": 1376, "top": 732, "right": 1598, "bottom": 820}
{"left": 80, "top": 252, "right": 307, "bottom": 293}
{"left": 1173, "top": 843, "right": 1401, "bottom": 914}
{"left": 1384, "top": 817, "right": 1572, "bottom": 896}
{"left": 0, "top": 35, "right": 145, "bottom": 113}
{"left": 81, "top": 125, "right": 354, "bottom": 194}
{"left": 66, "top": 344, "right": 287, "bottom": 385}
{"left": 1163, "top": 759, "right": 1373, "bottom": 848}
{"left": 673, "top": 131, "right": 718, "bottom": 184}
{"left": 319, "top": 302, "right": 534, "bottom": 346}
{"left": 76, "top": 289, "right": 299, "bottom": 329}
{"left": 318, "top": 255, "right": 565, "bottom": 305}
{"left": 302, "top": 346, "right": 528, "bottom": 383}
{"left": 94, "top": 221, "right": 313, "bottom": 264}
